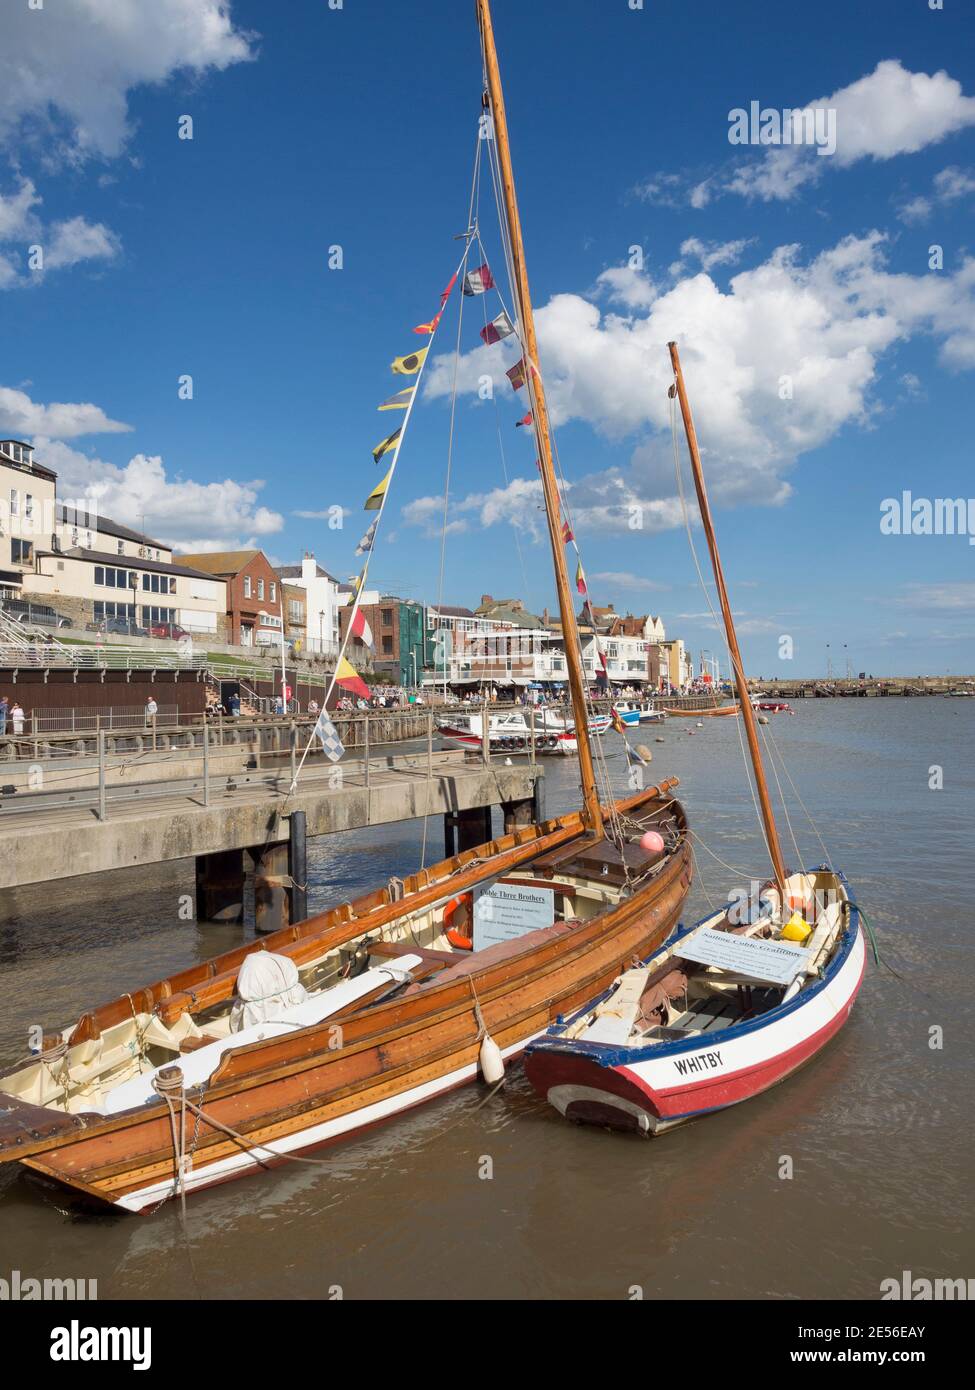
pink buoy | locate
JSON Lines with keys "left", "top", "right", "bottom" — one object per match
{"left": 640, "top": 830, "right": 665, "bottom": 854}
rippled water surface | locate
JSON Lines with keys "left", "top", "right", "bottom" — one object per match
{"left": 1, "top": 698, "right": 972, "bottom": 1299}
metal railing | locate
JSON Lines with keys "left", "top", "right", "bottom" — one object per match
{"left": 27, "top": 704, "right": 180, "bottom": 734}
{"left": 0, "top": 717, "right": 481, "bottom": 824}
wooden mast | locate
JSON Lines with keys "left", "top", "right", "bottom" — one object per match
{"left": 668, "top": 342, "right": 787, "bottom": 893}
{"left": 476, "top": 0, "right": 603, "bottom": 837}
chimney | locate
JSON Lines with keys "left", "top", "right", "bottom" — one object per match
{"left": 480, "top": 594, "right": 492, "bottom": 606}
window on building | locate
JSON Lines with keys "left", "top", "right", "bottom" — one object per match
{"left": 95, "top": 566, "right": 134, "bottom": 589}
{"left": 288, "top": 599, "right": 304, "bottom": 622}
{"left": 142, "top": 606, "right": 177, "bottom": 627}
{"left": 9, "top": 489, "right": 18, "bottom": 517}
{"left": 117, "top": 539, "right": 125, "bottom": 555}
{"left": 12, "top": 539, "right": 33, "bottom": 564}
{"left": 24, "top": 494, "right": 33, "bottom": 519}
{"left": 382, "top": 608, "right": 393, "bottom": 627}
{"left": 270, "top": 581, "right": 276, "bottom": 603}
{"left": 141, "top": 573, "right": 176, "bottom": 594}
{"left": 94, "top": 601, "right": 136, "bottom": 622}
{"left": 382, "top": 635, "right": 394, "bottom": 655}
{"left": 257, "top": 579, "right": 265, "bottom": 600}
{"left": 243, "top": 576, "right": 252, "bottom": 598}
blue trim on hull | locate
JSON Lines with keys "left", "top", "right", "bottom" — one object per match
{"left": 528, "top": 865, "right": 860, "bottom": 1072}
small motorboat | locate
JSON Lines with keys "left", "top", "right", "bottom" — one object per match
{"left": 754, "top": 699, "right": 794, "bottom": 714}
{"left": 524, "top": 868, "right": 865, "bottom": 1135}
{"left": 438, "top": 709, "right": 611, "bottom": 754}
{"left": 613, "top": 701, "right": 666, "bottom": 726}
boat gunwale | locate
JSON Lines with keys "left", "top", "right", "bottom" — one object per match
{"left": 66, "top": 778, "right": 680, "bottom": 1039}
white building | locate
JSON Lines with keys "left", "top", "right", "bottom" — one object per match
{"left": 0, "top": 439, "right": 226, "bottom": 635}
{"left": 276, "top": 554, "right": 343, "bottom": 655}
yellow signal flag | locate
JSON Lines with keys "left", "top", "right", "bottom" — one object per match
{"left": 378, "top": 388, "right": 414, "bottom": 412}
{"left": 372, "top": 426, "right": 402, "bottom": 464}
{"left": 364, "top": 468, "right": 391, "bottom": 511}
{"left": 391, "top": 347, "right": 429, "bottom": 375}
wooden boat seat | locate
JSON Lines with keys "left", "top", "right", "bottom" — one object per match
{"left": 405, "top": 920, "right": 577, "bottom": 992}
{"left": 367, "top": 942, "right": 457, "bottom": 967}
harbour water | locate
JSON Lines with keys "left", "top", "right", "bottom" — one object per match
{"left": 1, "top": 698, "right": 972, "bottom": 1300}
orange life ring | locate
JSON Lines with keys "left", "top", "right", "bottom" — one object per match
{"left": 444, "top": 893, "right": 474, "bottom": 950}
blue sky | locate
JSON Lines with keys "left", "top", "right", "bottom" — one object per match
{"left": 1, "top": 0, "right": 974, "bottom": 676}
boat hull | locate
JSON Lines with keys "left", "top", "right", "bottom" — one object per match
{"left": 666, "top": 703, "right": 740, "bottom": 718}
{"left": 1, "top": 785, "right": 692, "bottom": 1211}
{"left": 524, "top": 899, "right": 864, "bottom": 1135}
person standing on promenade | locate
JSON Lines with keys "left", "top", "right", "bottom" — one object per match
{"left": 10, "top": 701, "right": 24, "bottom": 736}
{"left": 0, "top": 696, "right": 7, "bottom": 735}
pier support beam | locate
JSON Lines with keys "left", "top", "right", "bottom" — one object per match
{"left": 252, "top": 841, "right": 291, "bottom": 936}
{"left": 452, "top": 804, "right": 494, "bottom": 852}
{"left": 533, "top": 775, "right": 546, "bottom": 826}
{"left": 290, "top": 810, "right": 308, "bottom": 923}
{"left": 195, "top": 848, "right": 245, "bottom": 924}
{"left": 501, "top": 796, "right": 534, "bottom": 834}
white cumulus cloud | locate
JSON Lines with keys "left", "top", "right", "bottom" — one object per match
{"left": 29, "top": 438, "right": 283, "bottom": 552}
{"left": 0, "top": 0, "right": 256, "bottom": 163}
{"left": 423, "top": 232, "right": 975, "bottom": 533}
{"left": 0, "top": 385, "right": 131, "bottom": 438}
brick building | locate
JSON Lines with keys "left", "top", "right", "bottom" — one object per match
{"left": 174, "top": 549, "right": 285, "bottom": 649}
{"left": 340, "top": 594, "right": 425, "bottom": 687}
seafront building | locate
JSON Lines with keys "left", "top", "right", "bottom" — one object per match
{"left": 274, "top": 554, "right": 343, "bottom": 656}
{"left": 1, "top": 439, "right": 226, "bottom": 636}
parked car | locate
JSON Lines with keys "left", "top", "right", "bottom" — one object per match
{"left": 1, "top": 599, "right": 72, "bottom": 629}
{"left": 104, "top": 617, "right": 148, "bottom": 637}
{"left": 147, "top": 621, "right": 189, "bottom": 640}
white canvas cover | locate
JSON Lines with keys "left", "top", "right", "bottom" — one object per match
{"left": 231, "top": 951, "right": 308, "bottom": 1032}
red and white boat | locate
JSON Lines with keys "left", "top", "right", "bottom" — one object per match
{"left": 524, "top": 868, "right": 864, "bottom": 1134}
{"left": 752, "top": 698, "right": 794, "bottom": 714}
{"left": 437, "top": 709, "right": 609, "bottom": 755}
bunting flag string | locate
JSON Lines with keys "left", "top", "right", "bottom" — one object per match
{"left": 576, "top": 560, "right": 587, "bottom": 595}
{"left": 479, "top": 309, "right": 515, "bottom": 345}
{"left": 561, "top": 519, "right": 574, "bottom": 544}
{"left": 391, "top": 347, "right": 429, "bottom": 375}
{"left": 463, "top": 262, "right": 494, "bottom": 296}
{"left": 290, "top": 247, "right": 473, "bottom": 799}
{"left": 378, "top": 388, "right": 414, "bottom": 412}
{"left": 516, "top": 410, "right": 533, "bottom": 428}
{"left": 372, "top": 426, "right": 402, "bottom": 464}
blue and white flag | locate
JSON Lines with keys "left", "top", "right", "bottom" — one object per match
{"left": 314, "top": 711, "right": 345, "bottom": 763}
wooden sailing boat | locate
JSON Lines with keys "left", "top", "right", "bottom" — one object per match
{"left": 524, "top": 344, "right": 866, "bottom": 1133}
{"left": 0, "top": 0, "right": 692, "bottom": 1212}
